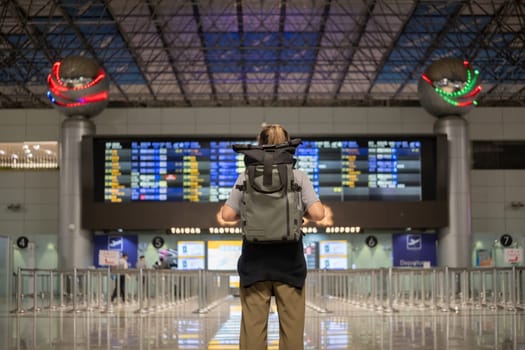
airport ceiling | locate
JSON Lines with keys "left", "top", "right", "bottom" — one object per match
{"left": 0, "top": 0, "right": 524, "bottom": 108}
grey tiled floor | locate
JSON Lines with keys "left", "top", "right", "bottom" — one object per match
{"left": 1, "top": 297, "right": 524, "bottom": 349}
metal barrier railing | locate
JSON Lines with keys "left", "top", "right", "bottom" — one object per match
{"left": 306, "top": 266, "right": 525, "bottom": 313}
{"left": 193, "top": 270, "right": 234, "bottom": 314}
{"left": 10, "top": 267, "right": 232, "bottom": 315}
{"left": 11, "top": 266, "right": 525, "bottom": 315}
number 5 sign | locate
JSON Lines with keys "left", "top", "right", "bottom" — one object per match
{"left": 152, "top": 236, "right": 165, "bottom": 249}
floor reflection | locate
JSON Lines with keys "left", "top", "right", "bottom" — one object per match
{"left": 1, "top": 298, "right": 524, "bottom": 349}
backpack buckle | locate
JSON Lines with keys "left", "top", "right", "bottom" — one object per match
{"left": 236, "top": 181, "right": 246, "bottom": 191}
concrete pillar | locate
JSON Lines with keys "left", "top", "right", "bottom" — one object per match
{"left": 58, "top": 116, "right": 95, "bottom": 269}
{"left": 434, "top": 116, "right": 471, "bottom": 268}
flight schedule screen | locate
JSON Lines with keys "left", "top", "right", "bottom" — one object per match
{"left": 102, "top": 140, "right": 246, "bottom": 203}
{"left": 296, "top": 140, "right": 422, "bottom": 201}
{"left": 97, "top": 137, "right": 426, "bottom": 203}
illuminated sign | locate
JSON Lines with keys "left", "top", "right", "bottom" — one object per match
{"left": 207, "top": 241, "right": 242, "bottom": 271}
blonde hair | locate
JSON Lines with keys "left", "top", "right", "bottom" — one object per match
{"left": 257, "top": 124, "right": 290, "bottom": 145}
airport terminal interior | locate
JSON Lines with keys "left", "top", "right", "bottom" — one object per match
{"left": 1, "top": 0, "right": 525, "bottom": 349}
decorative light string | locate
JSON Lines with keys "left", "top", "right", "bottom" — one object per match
{"left": 47, "top": 61, "right": 109, "bottom": 107}
{"left": 422, "top": 60, "right": 482, "bottom": 107}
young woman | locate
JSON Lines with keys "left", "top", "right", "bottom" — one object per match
{"left": 221, "top": 124, "right": 325, "bottom": 350}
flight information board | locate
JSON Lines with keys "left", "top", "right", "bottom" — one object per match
{"left": 102, "top": 140, "right": 247, "bottom": 202}
{"left": 95, "top": 137, "right": 430, "bottom": 203}
{"left": 295, "top": 140, "right": 422, "bottom": 201}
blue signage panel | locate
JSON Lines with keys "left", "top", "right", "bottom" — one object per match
{"left": 392, "top": 233, "right": 437, "bottom": 267}
{"left": 93, "top": 235, "right": 138, "bottom": 267}
{"left": 108, "top": 236, "right": 123, "bottom": 251}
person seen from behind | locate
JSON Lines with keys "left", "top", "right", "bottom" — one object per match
{"left": 111, "top": 252, "right": 128, "bottom": 303}
{"left": 221, "top": 124, "right": 325, "bottom": 350}
{"left": 136, "top": 255, "right": 148, "bottom": 287}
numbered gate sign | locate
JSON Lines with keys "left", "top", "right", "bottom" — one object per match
{"left": 500, "top": 234, "right": 513, "bottom": 247}
{"left": 16, "top": 236, "right": 29, "bottom": 249}
{"left": 152, "top": 236, "right": 165, "bottom": 249}
{"left": 365, "top": 235, "right": 378, "bottom": 248}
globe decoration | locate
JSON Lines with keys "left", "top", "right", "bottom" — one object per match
{"left": 417, "top": 58, "right": 481, "bottom": 118}
{"left": 47, "top": 56, "right": 109, "bottom": 118}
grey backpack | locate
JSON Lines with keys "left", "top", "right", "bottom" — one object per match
{"left": 233, "top": 139, "right": 303, "bottom": 242}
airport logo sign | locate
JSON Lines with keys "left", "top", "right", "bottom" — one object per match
{"left": 108, "top": 236, "right": 123, "bottom": 251}
{"left": 393, "top": 233, "right": 437, "bottom": 267}
{"left": 406, "top": 234, "right": 422, "bottom": 250}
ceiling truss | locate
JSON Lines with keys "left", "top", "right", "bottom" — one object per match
{"left": 0, "top": 0, "right": 523, "bottom": 108}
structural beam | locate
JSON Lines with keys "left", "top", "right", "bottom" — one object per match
{"left": 103, "top": 0, "right": 156, "bottom": 100}
{"left": 302, "top": 0, "right": 332, "bottom": 105}
{"left": 191, "top": 0, "right": 218, "bottom": 105}
{"left": 334, "top": 1, "right": 376, "bottom": 98}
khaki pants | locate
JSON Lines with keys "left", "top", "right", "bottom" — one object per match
{"left": 239, "top": 281, "right": 305, "bottom": 350}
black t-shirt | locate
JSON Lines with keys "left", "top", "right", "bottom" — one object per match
{"left": 237, "top": 236, "right": 306, "bottom": 289}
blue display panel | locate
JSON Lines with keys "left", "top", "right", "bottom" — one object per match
{"left": 392, "top": 233, "right": 437, "bottom": 267}
{"left": 102, "top": 140, "right": 247, "bottom": 202}
{"left": 97, "top": 137, "right": 426, "bottom": 203}
{"left": 93, "top": 235, "right": 138, "bottom": 268}
{"left": 83, "top": 135, "right": 447, "bottom": 230}
{"left": 297, "top": 139, "right": 422, "bottom": 201}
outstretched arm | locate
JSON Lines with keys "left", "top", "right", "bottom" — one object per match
{"left": 221, "top": 204, "right": 240, "bottom": 222}
{"left": 304, "top": 201, "right": 325, "bottom": 222}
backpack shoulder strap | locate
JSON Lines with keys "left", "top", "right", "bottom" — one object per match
{"left": 246, "top": 164, "right": 288, "bottom": 194}
{"left": 262, "top": 151, "right": 273, "bottom": 186}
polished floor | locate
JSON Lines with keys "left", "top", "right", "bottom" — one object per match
{"left": 1, "top": 297, "right": 524, "bottom": 350}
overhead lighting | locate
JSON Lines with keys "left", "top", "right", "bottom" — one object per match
{"left": 0, "top": 142, "right": 59, "bottom": 169}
